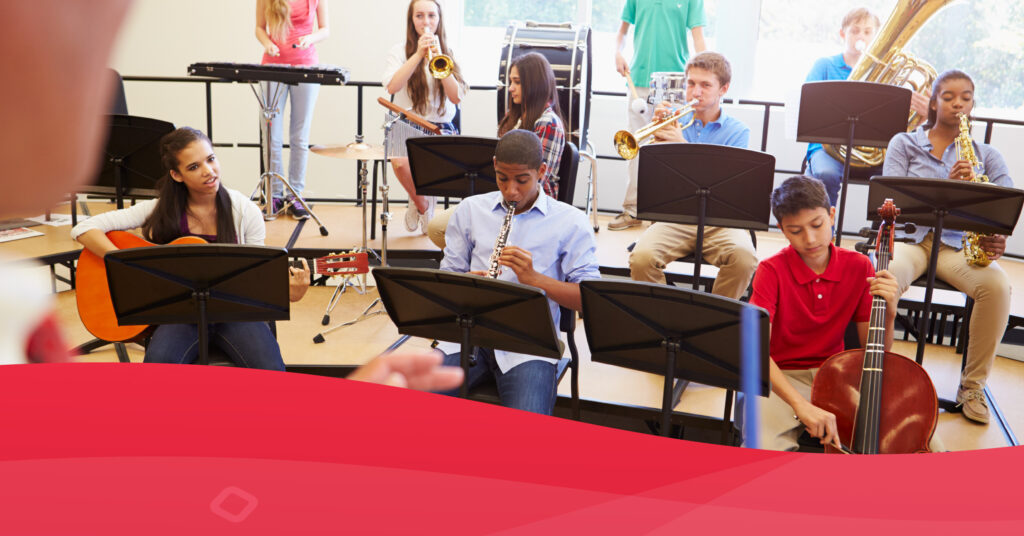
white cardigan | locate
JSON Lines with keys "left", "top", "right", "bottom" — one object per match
{"left": 70, "top": 188, "right": 266, "bottom": 245}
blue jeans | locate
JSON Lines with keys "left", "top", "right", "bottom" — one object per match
{"left": 145, "top": 322, "right": 285, "bottom": 371}
{"left": 806, "top": 148, "right": 843, "bottom": 207}
{"left": 262, "top": 81, "right": 320, "bottom": 198}
{"left": 438, "top": 348, "right": 557, "bottom": 415}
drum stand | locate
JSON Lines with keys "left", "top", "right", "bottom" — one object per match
{"left": 581, "top": 141, "right": 599, "bottom": 232}
{"left": 248, "top": 82, "right": 329, "bottom": 235}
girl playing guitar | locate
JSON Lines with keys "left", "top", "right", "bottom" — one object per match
{"left": 71, "top": 127, "right": 309, "bottom": 370}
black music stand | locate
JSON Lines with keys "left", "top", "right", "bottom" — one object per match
{"left": 637, "top": 143, "right": 774, "bottom": 291}
{"left": 373, "top": 267, "right": 560, "bottom": 398}
{"left": 104, "top": 244, "right": 291, "bottom": 366}
{"left": 76, "top": 115, "right": 173, "bottom": 225}
{"left": 580, "top": 280, "right": 770, "bottom": 439}
{"left": 797, "top": 81, "right": 911, "bottom": 244}
{"left": 406, "top": 136, "right": 500, "bottom": 198}
{"left": 867, "top": 177, "right": 1024, "bottom": 371}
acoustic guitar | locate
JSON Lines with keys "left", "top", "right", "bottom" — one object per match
{"left": 76, "top": 231, "right": 207, "bottom": 342}
{"left": 76, "top": 231, "right": 370, "bottom": 342}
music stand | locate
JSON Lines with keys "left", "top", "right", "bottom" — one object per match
{"left": 580, "top": 280, "right": 770, "bottom": 438}
{"left": 77, "top": 115, "right": 173, "bottom": 225}
{"left": 866, "top": 177, "right": 1024, "bottom": 367}
{"left": 797, "top": 81, "right": 911, "bottom": 244}
{"left": 104, "top": 244, "right": 291, "bottom": 366}
{"left": 636, "top": 143, "right": 774, "bottom": 291}
{"left": 373, "top": 267, "right": 560, "bottom": 398}
{"left": 406, "top": 136, "right": 500, "bottom": 198}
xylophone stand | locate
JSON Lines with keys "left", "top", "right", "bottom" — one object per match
{"left": 248, "top": 81, "right": 329, "bottom": 236}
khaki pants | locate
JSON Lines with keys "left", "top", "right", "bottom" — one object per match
{"left": 888, "top": 237, "right": 1011, "bottom": 390}
{"left": 628, "top": 222, "right": 757, "bottom": 300}
{"left": 426, "top": 206, "right": 455, "bottom": 250}
{"left": 739, "top": 369, "right": 945, "bottom": 452}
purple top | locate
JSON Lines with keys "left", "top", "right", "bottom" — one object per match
{"left": 179, "top": 212, "right": 219, "bottom": 243}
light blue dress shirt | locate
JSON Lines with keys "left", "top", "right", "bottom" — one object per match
{"left": 440, "top": 190, "right": 601, "bottom": 372}
{"left": 882, "top": 126, "right": 1013, "bottom": 248}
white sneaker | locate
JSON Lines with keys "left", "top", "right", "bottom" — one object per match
{"left": 419, "top": 196, "right": 436, "bottom": 234}
{"left": 404, "top": 203, "right": 419, "bottom": 232}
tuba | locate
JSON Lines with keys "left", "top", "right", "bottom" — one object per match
{"left": 823, "top": 0, "right": 955, "bottom": 168}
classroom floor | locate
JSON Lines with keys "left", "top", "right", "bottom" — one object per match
{"left": 28, "top": 201, "right": 1024, "bottom": 452}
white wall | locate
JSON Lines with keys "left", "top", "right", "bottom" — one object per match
{"left": 109, "top": 0, "right": 1024, "bottom": 254}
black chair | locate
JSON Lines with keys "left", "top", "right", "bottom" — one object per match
{"left": 468, "top": 305, "right": 582, "bottom": 420}
{"left": 556, "top": 140, "right": 579, "bottom": 205}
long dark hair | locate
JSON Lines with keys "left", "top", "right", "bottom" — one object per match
{"left": 922, "top": 69, "right": 975, "bottom": 130}
{"left": 498, "top": 53, "right": 563, "bottom": 136}
{"left": 404, "top": 0, "right": 464, "bottom": 116}
{"left": 141, "top": 127, "right": 237, "bottom": 244}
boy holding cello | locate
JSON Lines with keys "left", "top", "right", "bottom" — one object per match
{"left": 739, "top": 176, "right": 906, "bottom": 451}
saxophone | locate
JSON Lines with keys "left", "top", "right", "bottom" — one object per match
{"left": 487, "top": 200, "right": 517, "bottom": 278}
{"left": 956, "top": 112, "right": 992, "bottom": 267}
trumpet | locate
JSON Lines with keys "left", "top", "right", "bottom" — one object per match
{"left": 427, "top": 35, "right": 453, "bottom": 79}
{"left": 613, "top": 98, "right": 698, "bottom": 160}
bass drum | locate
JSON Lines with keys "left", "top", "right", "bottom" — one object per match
{"left": 498, "top": 21, "right": 592, "bottom": 151}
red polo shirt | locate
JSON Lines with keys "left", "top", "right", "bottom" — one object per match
{"left": 750, "top": 243, "right": 874, "bottom": 369}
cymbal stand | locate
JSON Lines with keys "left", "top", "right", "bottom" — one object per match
{"left": 313, "top": 298, "right": 386, "bottom": 344}
{"left": 318, "top": 153, "right": 382, "bottom": 326}
{"left": 248, "top": 81, "right": 329, "bottom": 236}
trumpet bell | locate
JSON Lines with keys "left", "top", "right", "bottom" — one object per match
{"left": 429, "top": 53, "right": 453, "bottom": 79}
{"left": 614, "top": 130, "right": 639, "bottom": 160}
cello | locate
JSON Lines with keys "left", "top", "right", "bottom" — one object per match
{"left": 810, "top": 199, "right": 938, "bottom": 454}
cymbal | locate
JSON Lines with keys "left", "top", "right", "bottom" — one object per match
{"left": 310, "top": 142, "right": 386, "bottom": 160}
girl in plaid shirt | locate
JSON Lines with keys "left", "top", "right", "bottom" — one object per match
{"left": 498, "top": 53, "right": 566, "bottom": 198}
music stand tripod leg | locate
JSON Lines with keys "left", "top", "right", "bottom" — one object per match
{"left": 321, "top": 278, "right": 349, "bottom": 325}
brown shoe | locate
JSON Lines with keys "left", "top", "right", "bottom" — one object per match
{"left": 608, "top": 212, "right": 641, "bottom": 231}
{"left": 957, "top": 386, "right": 990, "bottom": 424}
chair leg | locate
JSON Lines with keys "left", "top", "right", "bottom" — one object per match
{"left": 568, "top": 331, "right": 580, "bottom": 421}
{"left": 114, "top": 342, "right": 131, "bottom": 363}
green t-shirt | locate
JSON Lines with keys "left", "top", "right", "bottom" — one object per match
{"left": 621, "top": 0, "right": 706, "bottom": 88}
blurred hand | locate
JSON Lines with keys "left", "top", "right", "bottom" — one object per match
{"left": 264, "top": 42, "right": 280, "bottom": 57}
{"left": 348, "top": 350, "right": 464, "bottom": 391}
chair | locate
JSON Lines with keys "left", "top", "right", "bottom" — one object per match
{"left": 468, "top": 305, "right": 582, "bottom": 420}
{"left": 556, "top": 140, "right": 579, "bottom": 205}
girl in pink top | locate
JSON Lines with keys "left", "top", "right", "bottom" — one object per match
{"left": 255, "top": 0, "right": 330, "bottom": 219}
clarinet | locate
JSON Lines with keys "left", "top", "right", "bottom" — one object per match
{"left": 487, "top": 201, "right": 517, "bottom": 278}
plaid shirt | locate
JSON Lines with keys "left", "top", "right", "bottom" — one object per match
{"left": 531, "top": 107, "right": 565, "bottom": 199}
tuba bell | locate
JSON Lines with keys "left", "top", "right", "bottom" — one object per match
{"left": 823, "top": 0, "right": 955, "bottom": 168}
